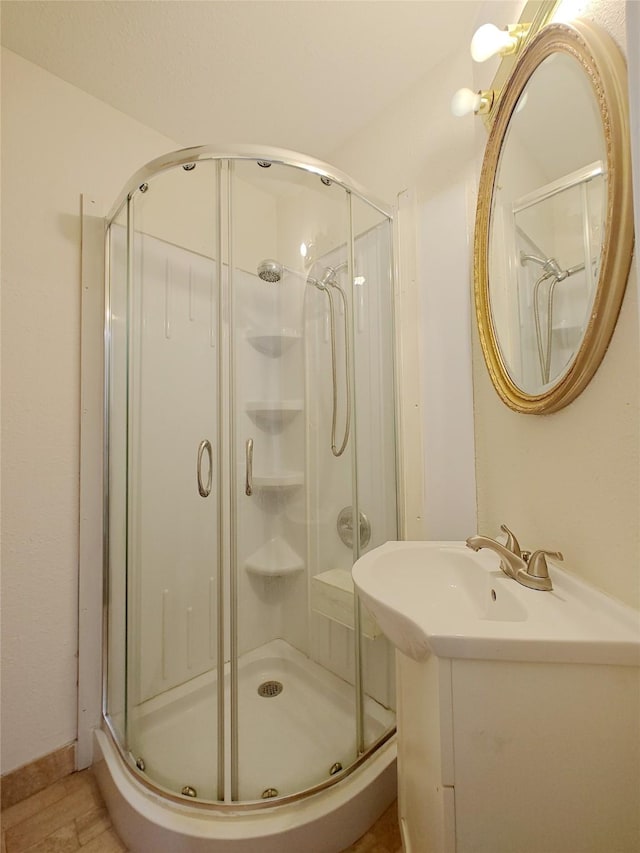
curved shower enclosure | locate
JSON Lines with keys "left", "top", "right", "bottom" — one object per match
{"left": 100, "top": 146, "right": 399, "bottom": 850}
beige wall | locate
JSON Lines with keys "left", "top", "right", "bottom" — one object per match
{"left": 470, "top": 0, "right": 640, "bottom": 609}
{"left": 1, "top": 48, "right": 181, "bottom": 774}
{"left": 329, "top": 0, "right": 640, "bottom": 609}
{"left": 330, "top": 41, "right": 480, "bottom": 543}
{"left": 2, "top": 0, "right": 637, "bottom": 783}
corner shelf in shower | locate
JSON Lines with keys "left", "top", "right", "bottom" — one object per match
{"left": 245, "top": 536, "right": 304, "bottom": 577}
{"left": 251, "top": 471, "right": 304, "bottom": 491}
{"left": 245, "top": 328, "right": 302, "bottom": 357}
{"left": 246, "top": 400, "right": 304, "bottom": 431}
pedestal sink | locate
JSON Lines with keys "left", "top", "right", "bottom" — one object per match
{"left": 352, "top": 540, "right": 640, "bottom": 664}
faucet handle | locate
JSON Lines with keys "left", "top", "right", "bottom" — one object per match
{"left": 528, "top": 549, "right": 563, "bottom": 579}
{"left": 500, "top": 524, "right": 522, "bottom": 557}
{"left": 516, "top": 549, "right": 563, "bottom": 591}
{"left": 527, "top": 548, "right": 564, "bottom": 578}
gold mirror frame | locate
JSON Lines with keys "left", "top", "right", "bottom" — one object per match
{"left": 474, "top": 20, "right": 634, "bottom": 414}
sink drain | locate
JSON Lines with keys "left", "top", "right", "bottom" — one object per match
{"left": 257, "top": 680, "right": 283, "bottom": 698}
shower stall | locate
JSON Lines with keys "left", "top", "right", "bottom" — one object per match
{"left": 99, "top": 146, "right": 399, "bottom": 850}
{"left": 513, "top": 161, "right": 605, "bottom": 389}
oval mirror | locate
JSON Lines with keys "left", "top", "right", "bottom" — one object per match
{"left": 475, "top": 21, "right": 633, "bottom": 414}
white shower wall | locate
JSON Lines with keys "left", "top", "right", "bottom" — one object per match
{"left": 122, "top": 237, "right": 309, "bottom": 702}
{"left": 114, "top": 229, "right": 396, "bottom": 712}
{"left": 109, "top": 225, "right": 222, "bottom": 705}
{"left": 133, "top": 234, "right": 220, "bottom": 702}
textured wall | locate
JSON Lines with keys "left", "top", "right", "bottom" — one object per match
{"left": 0, "top": 48, "right": 180, "bottom": 774}
{"left": 4, "top": 0, "right": 635, "bottom": 784}
{"left": 331, "top": 0, "right": 640, "bottom": 608}
{"left": 330, "top": 44, "right": 479, "bottom": 543}
{"left": 471, "top": 0, "right": 640, "bottom": 608}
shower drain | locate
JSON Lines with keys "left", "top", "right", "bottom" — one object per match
{"left": 257, "top": 680, "right": 283, "bottom": 698}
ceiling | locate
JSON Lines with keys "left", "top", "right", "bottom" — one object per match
{"left": 1, "top": 0, "right": 481, "bottom": 159}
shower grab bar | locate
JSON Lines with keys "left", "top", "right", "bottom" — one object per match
{"left": 245, "top": 438, "right": 253, "bottom": 496}
{"left": 197, "top": 439, "right": 213, "bottom": 497}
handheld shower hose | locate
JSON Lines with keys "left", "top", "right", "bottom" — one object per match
{"left": 256, "top": 259, "right": 352, "bottom": 457}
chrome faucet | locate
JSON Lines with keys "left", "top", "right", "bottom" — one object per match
{"left": 466, "top": 525, "right": 563, "bottom": 591}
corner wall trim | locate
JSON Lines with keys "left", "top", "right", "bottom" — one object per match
{"left": 78, "top": 195, "right": 106, "bottom": 769}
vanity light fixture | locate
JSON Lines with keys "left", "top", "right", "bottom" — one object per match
{"left": 470, "top": 22, "right": 530, "bottom": 63}
{"left": 452, "top": 21, "right": 527, "bottom": 116}
{"left": 451, "top": 1, "right": 560, "bottom": 121}
{"left": 451, "top": 87, "right": 495, "bottom": 117}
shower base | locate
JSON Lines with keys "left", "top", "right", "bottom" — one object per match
{"left": 95, "top": 640, "right": 397, "bottom": 852}
{"left": 126, "top": 639, "right": 394, "bottom": 801}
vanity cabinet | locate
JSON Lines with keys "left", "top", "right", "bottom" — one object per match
{"left": 397, "top": 651, "right": 640, "bottom": 853}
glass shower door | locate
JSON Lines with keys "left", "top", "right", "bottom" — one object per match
{"left": 351, "top": 197, "right": 398, "bottom": 752}
{"left": 229, "top": 159, "right": 359, "bottom": 801}
{"left": 120, "top": 162, "right": 223, "bottom": 801}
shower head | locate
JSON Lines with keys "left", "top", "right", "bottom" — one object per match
{"left": 256, "top": 259, "right": 349, "bottom": 291}
{"left": 257, "top": 258, "right": 326, "bottom": 290}
{"left": 257, "top": 259, "right": 283, "bottom": 283}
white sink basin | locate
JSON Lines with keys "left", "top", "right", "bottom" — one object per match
{"left": 352, "top": 541, "right": 640, "bottom": 665}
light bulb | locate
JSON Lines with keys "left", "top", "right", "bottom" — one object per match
{"left": 451, "top": 88, "right": 481, "bottom": 117}
{"left": 471, "top": 22, "right": 518, "bottom": 62}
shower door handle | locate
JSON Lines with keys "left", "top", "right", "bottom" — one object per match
{"left": 197, "top": 440, "right": 213, "bottom": 497}
{"left": 245, "top": 438, "right": 253, "bottom": 496}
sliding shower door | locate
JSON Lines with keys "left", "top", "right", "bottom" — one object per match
{"left": 107, "top": 161, "right": 224, "bottom": 801}
{"left": 229, "top": 160, "right": 361, "bottom": 800}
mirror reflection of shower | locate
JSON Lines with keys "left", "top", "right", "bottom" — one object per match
{"left": 257, "top": 258, "right": 351, "bottom": 457}
{"left": 520, "top": 250, "right": 585, "bottom": 383}
{"left": 512, "top": 161, "right": 606, "bottom": 389}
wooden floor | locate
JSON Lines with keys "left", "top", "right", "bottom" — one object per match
{"left": 1, "top": 769, "right": 402, "bottom": 853}
{"left": 341, "top": 800, "right": 402, "bottom": 853}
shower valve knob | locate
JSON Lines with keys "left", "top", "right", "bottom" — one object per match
{"left": 337, "top": 506, "right": 371, "bottom": 549}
